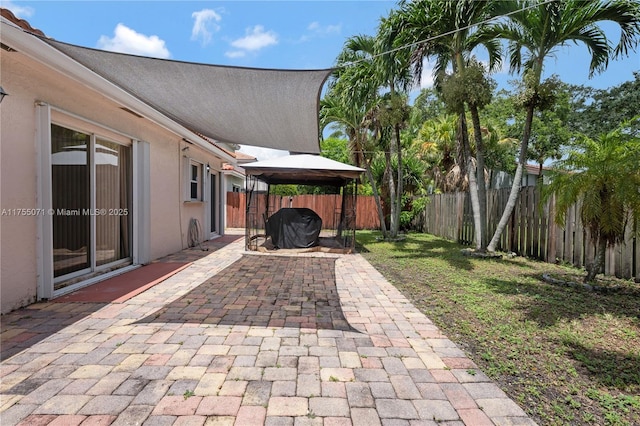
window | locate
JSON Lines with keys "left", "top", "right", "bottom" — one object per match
{"left": 232, "top": 184, "right": 242, "bottom": 193}
{"left": 187, "top": 159, "right": 203, "bottom": 201}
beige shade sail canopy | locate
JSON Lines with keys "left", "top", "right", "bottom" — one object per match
{"left": 43, "top": 38, "right": 332, "bottom": 154}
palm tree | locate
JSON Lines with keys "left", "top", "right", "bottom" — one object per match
{"left": 414, "top": 114, "right": 460, "bottom": 192}
{"left": 375, "top": 12, "right": 414, "bottom": 239}
{"left": 321, "top": 36, "right": 389, "bottom": 238}
{"left": 329, "top": 26, "right": 412, "bottom": 240}
{"left": 486, "top": 0, "right": 640, "bottom": 252}
{"left": 542, "top": 119, "right": 640, "bottom": 283}
{"left": 389, "top": 0, "right": 503, "bottom": 250}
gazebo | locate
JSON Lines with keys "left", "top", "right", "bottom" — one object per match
{"left": 242, "top": 154, "right": 364, "bottom": 253}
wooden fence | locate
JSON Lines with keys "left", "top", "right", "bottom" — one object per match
{"left": 418, "top": 187, "right": 639, "bottom": 280}
{"left": 226, "top": 192, "right": 381, "bottom": 230}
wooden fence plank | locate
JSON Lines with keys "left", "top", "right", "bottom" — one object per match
{"left": 517, "top": 189, "right": 526, "bottom": 255}
{"left": 565, "top": 204, "right": 575, "bottom": 266}
{"left": 547, "top": 195, "right": 557, "bottom": 263}
{"left": 555, "top": 197, "right": 565, "bottom": 264}
{"left": 574, "top": 199, "right": 584, "bottom": 269}
{"left": 527, "top": 187, "right": 536, "bottom": 257}
{"left": 631, "top": 221, "right": 640, "bottom": 282}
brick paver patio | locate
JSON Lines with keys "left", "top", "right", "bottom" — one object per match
{"left": 1, "top": 231, "right": 536, "bottom": 425}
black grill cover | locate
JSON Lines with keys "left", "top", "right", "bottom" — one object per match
{"left": 266, "top": 208, "right": 322, "bottom": 249}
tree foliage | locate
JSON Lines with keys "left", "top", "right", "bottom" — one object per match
{"left": 320, "top": 0, "right": 640, "bottom": 245}
{"left": 543, "top": 118, "right": 640, "bottom": 282}
{"left": 567, "top": 71, "right": 640, "bottom": 138}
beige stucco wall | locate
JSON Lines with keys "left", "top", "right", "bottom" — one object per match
{"left": 1, "top": 42, "right": 226, "bottom": 313}
{"left": 1, "top": 53, "right": 40, "bottom": 311}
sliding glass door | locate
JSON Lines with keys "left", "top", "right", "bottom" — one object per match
{"left": 51, "top": 124, "right": 132, "bottom": 286}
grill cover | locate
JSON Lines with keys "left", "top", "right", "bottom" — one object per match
{"left": 266, "top": 208, "right": 322, "bottom": 249}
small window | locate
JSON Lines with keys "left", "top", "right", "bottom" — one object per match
{"left": 190, "top": 164, "right": 199, "bottom": 199}
{"left": 232, "top": 184, "right": 242, "bottom": 193}
{"left": 187, "top": 160, "right": 203, "bottom": 201}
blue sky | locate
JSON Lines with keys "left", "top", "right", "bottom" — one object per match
{"left": 3, "top": 0, "right": 639, "bottom": 158}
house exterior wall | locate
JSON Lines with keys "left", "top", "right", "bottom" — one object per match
{"left": 489, "top": 167, "right": 551, "bottom": 190}
{"left": 225, "top": 173, "right": 245, "bottom": 193}
{"left": 1, "top": 30, "right": 230, "bottom": 313}
{"left": 1, "top": 54, "right": 40, "bottom": 311}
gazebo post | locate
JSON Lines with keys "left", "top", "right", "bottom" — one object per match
{"left": 265, "top": 184, "right": 271, "bottom": 229}
{"left": 244, "top": 174, "right": 251, "bottom": 250}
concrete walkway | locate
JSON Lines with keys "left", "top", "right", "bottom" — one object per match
{"left": 1, "top": 232, "right": 536, "bottom": 426}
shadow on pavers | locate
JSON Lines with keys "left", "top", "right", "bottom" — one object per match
{"left": 137, "top": 255, "right": 360, "bottom": 332}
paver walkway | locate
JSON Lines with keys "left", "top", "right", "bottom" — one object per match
{"left": 1, "top": 232, "right": 537, "bottom": 425}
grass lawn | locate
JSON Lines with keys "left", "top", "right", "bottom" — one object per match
{"left": 356, "top": 231, "right": 640, "bottom": 426}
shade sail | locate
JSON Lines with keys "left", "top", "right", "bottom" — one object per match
{"left": 43, "top": 38, "right": 332, "bottom": 154}
{"left": 243, "top": 154, "right": 364, "bottom": 186}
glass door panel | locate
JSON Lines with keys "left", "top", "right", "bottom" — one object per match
{"left": 51, "top": 125, "right": 91, "bottom": 279}
{"left": 95, "top": 140, "right": 132, "bottom": 266}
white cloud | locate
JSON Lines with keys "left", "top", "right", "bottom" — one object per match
{"left": 230, "top": 25, "right": 278, "bottom": 51}
{"left": 3, "top": 1, "right": 34, "bottom": 18}
{"left": 225, "top": 50, "right": 246, "bottom": 59}
{"left": 307, "top": 21, "right": 341, "bottom": 35}
{"left": 97, "top": 23, "right": 170, "bottom": 59}
{"left": 420, "top": 60, "right": 436, "bottom": 89}
{"left": 191, "top": 9, "right": 222, "bottom": 46}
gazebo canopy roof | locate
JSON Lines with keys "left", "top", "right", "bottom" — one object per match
{"left": 42, "top": 38, "right": 332, "bottom": 154}
{"left": 243, "top": 154, "right": 364, "bottom": 186}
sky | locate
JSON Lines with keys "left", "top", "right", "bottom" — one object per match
{"left": 3, "top": 0, "right": 639, "bottom": 159}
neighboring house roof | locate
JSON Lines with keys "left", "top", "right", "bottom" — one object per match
{"left": 243, "top": 154, "right": 364, "bottom": 186}
{"left": 524, "top": 164, "right": 554, "bottom": 175}
{"left": 221, "top": 151, "right": 256, "bottom": 177}
{"left": 234, "top": 151, "right": 257, "bottom": 163}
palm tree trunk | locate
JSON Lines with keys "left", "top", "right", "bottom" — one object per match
{"left": 351, "top": 132, "right": 388, "bottom": 239}
{"left": 469, "top": 104, "right": 488, "bottom": 250}
{"left": 364, "top": 159, "right": 388, "bottom": 239}
{"left": 459, "top": 113, "right": 482, "bottom": 250}
{"left": 487, "top": 104, "right": 535, "bottom": 252}
{"left": 585, "top": 237, "right": 606, "bottom": 283}
{"left": 394, "top": 123, "right": 403, "bottom": 237}
{"left": 386, "top": 148, "right": 397, "bottom": 238}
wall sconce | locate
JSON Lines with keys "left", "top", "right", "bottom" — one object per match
{"left": 0, "top": 86, "right": 8, "bottom": 104}
{"left": 206, "top": 163, "right": 210, "bottom": 173}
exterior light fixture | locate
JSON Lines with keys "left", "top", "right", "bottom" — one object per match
{"left": 0, "top": 86, "right": 8, "bottom": 104}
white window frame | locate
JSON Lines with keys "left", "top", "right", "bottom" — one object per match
{"left": 186, "top": 158, "right": 205, "bottom": 202}
{"left": 37, "top": 104, "right": 142, "bottom": 300}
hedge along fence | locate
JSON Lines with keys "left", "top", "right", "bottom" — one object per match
{"left": 226, "top": 192, "right": 381, "bottom": 230}
{"left": 416, "top": 187, "right": 640, "bottom": 280}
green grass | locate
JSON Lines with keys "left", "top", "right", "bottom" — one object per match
{"left": 356, "top": 231, "right": 640, "bottom": 426}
